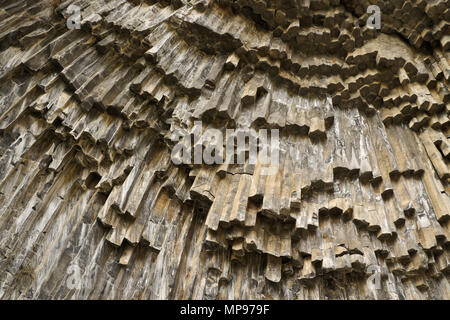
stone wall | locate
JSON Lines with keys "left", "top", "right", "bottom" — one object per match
{"left": 0, "top": 0, "right": 449, "bottom": 299}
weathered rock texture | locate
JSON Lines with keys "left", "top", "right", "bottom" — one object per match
{"left": 0, "top": 0, "right": 449, "bottom": 300}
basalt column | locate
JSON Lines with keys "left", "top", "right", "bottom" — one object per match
{"left": 0, "top": 0, "right": 449, "bottom": 300}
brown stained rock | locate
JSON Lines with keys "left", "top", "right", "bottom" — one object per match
{"left": 0, "top": 0, "right": 449, "bottom": 300}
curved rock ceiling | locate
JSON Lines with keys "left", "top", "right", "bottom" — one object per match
{"left": 0, "top": 0, "right": 449, "bottom": 299}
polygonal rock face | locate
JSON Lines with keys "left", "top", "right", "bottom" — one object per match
{"left": 0, "top": 0, "right": 449, "bottom": 300}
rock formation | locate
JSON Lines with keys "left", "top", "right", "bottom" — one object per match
{"left": 0, "top": 0, "right": 449, "bottom": 299}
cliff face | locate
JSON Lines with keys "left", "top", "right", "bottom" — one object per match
{"left": 0, "top": 0, "right": 449, "bottom": 300}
